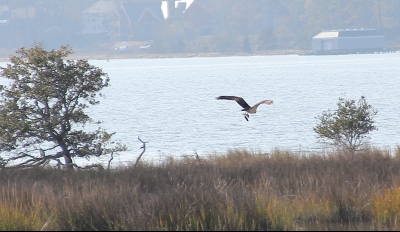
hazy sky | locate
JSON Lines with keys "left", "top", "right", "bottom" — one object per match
{"left": 161, "top": 0, "right": 194, "bottom": 18}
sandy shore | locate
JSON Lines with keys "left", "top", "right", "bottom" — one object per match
{"left": 0, "top": 50, "right": 304, "bottom": 62}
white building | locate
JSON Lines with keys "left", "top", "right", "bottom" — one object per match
{"left": 312, "top": 29, "right": 385, "bottom": 53}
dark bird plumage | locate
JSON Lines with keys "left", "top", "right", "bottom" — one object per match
{"left": 216, "top": 96, "right": 273, "bottom": 121}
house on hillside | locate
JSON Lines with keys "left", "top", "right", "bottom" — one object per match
{"left": 81, "top": 0, "right": 165, "bottom": 42}
{"left": 312, "top": 29, "right": 385, "bottom": 54}
{"left": 81, "top": 0, "right": 119, "bottom": 37}
{"left": 164, "top": 0, "right": 186, "bottom": 19}
{"left": 120, "top": 1, "right": 164, "bottom": 40}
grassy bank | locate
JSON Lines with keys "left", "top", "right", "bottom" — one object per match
{"left": 0, "top": 50, "right": 304, "bottom": 62}
{"left": 1, "top": 147, "right": 400, "bottom": 230}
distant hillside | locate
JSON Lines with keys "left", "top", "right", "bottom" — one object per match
{"left": 0, "top": 0, "right": 398, "bottom": 55}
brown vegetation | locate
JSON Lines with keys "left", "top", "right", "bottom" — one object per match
{"left": 1, "top": 147, "right": 400, "bottom": 230}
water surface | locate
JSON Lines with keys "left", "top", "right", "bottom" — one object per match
{"left": 1, "top": 53, "right": 400, "bottom": 166}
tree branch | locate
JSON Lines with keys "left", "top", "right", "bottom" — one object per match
{"left": 107, "top": 151, "right": 114, "bottom": 170}
{"left": 134, "top": 137, "right": 148, "bottom": 168}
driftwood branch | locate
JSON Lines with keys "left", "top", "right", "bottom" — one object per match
{"left": 194, "top": 151, "right": 200, "bottom": 161}
{"left": 0, "top": 149, "right": 105, "bottom": 170}
{"left": 1, "top": 141, "right": 123, "bottom": 170}
{"left": 107, "top": 151, "right": 114, "bottom": 170}
{"left": 134, "top": 137, "right": 148, "bottom": 168}
{"left": 1, "top": 152, "right": 62, "bottom": 169}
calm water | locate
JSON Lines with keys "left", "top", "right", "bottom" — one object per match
{"left": 1, "top": 53, "right": 400, "bottom": 166}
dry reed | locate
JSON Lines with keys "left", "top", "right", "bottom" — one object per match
{"left": 1, "top": 147, "right": 400, "bottom": 230}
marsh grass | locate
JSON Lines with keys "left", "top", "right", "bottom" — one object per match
{"left": 1, "top": 147, "right": 400, "bottom": 230}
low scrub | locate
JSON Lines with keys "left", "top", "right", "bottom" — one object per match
{"left": 1, "top": 147, "right": 400, "bottom": 230}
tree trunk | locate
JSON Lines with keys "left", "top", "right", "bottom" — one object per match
{"left": 64, "top": 154, "right": 74, "bottom": 170}
{"left": 59, "top": 142, "right": 74, "bottom": 170}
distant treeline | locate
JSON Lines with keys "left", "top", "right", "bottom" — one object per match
{"left": 0, "top": 0, "right": 399, "bottom": 54}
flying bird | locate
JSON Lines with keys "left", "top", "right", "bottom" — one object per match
{"left": 216, "top": 96, "right": 273, "bottom": 121}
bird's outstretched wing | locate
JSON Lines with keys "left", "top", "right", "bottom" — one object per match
{"left": 252, "top": 100, "right": 274, "bottom": 109}
{"left": 255, "top": 99, "right": 273, "bottom": 106}
{"left": 216, "top": 96, "right": 251, "bottom": 109}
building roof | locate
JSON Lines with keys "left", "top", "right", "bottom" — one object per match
{"left": 82, "top": 0, "right": 118, "bottom": 14}
{"left": 184, "top": 0, "right": 211, "bottom": 14}
{"left": 313, "top": 31, "right": 339, "bottom": 39}
{"left": 313, "top": 29, "right": 383, "bottom": 39}
{"left": 121, "top": 2, "right": 164, "bottom": 23}
{"left": 338, "top": 29, "right": 382, "bottom": 37}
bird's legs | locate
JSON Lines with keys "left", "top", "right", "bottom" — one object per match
{"left": 243, "top": 113, "right": 249, "bottom": 121}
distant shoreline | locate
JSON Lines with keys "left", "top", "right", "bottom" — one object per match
{"left": 0, "top": 50, "right": 304, "bottom": 62}
{"left": 1, "top": 49, "right": 397, "bottom": 62}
